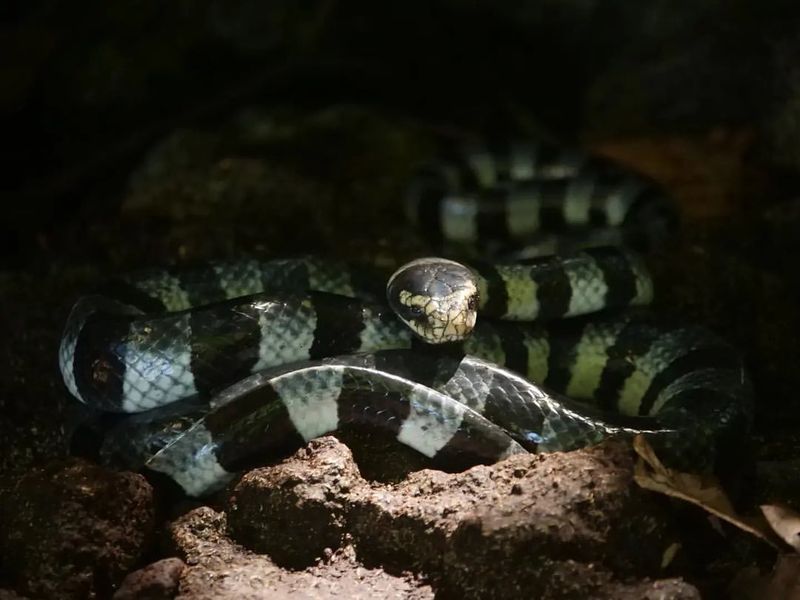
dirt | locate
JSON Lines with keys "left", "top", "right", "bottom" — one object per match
{"left": 0, "top": 459, "right": 155, "bottom": 598}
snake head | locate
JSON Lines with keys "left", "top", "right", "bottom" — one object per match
{"left": 386, "top": 257, "right": 479, "bottom": 344}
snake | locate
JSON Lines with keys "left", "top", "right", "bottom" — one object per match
{"left": 58, "top": 140, "right": 753, "bottom": 496}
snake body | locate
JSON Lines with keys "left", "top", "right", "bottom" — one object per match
{"left": 405, "top": 140, "right": 677, "bottom": 249}
{"left": 59, "top": 140, "right": 753, "bottom": 496}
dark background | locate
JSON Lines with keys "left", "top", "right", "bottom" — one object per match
{"left": 4, "top": 0, "right": 800, "bottom": 264}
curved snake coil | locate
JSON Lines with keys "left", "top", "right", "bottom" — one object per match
{"left": 58, "top": 140, "right": 753, "bottom": 496}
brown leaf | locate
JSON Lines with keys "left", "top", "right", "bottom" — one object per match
{"left": 761, "top": 504, "right": 800, "bottom": 552}
{"left": 632, "top": 436, "right": 780, "bottom": 548}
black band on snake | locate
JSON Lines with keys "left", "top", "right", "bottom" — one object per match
{"left": 58, "top": 140, "right": 753, "bottom": 496}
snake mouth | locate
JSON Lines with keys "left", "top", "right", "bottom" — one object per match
{"left": 410, "top": 310, "right": 478, "bottom": 343}
{"left": 396, "top": 287, "right": 479, "bottom": 344}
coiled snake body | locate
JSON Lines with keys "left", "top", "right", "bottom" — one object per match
{"left": 59, "top": 141, "right": 753, "bottom": 496}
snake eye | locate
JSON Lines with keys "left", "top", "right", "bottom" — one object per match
{"left": 467, "top": 295, "right": 477, "bottom": 311}
{"left": 409, "top": 305, "right": 424, "bottom": 318}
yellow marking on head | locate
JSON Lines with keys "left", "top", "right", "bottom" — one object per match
{"left": 396, "top": 283, "right": 478, "bottom": 343}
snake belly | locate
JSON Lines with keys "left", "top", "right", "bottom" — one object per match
{"left": 59, "top": 141, "right": 753, "bottom": 496}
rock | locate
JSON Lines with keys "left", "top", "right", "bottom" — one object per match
{"left": 0, "top": 590, "right": 31, "bottom": 600}
{"left": 352, "top": 439, "right": 676, "bottom": 597}
{"left": 117, "top": 106, "right": 433, "bottom": 264}
{"left": 226, "top": 437, "right": 360, "bottom": 568}
{"left": 112, "top": 557, "right": 186, "bottom": 600}
{"left": 168, "top": 506, "right": 434, "bottom": 599}
{"left": 224, "top": 436, "right": 698, "bottom": 598}
{"left": 605, "top": 578, "right": 701, "bottom": 600}
{"left": 120, "top": 158, "right": 333, "bottom": 261}
{"left": 0, "top": 458, "right": 155, "bottom": 599}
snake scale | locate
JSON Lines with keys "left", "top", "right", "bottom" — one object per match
{"left": 59, "top": 140, "right": 753, "bottom": 496}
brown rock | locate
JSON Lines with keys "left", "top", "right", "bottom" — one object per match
{"left": 0, "top": 458, "right": 155, "bottom": 599}
{"left": 168, "top": 506, "right": 434, "bottom": 599}
{"left": 112, "top": 557, "right": 186, "bottom": 600}
{"left": 223, "top": 436, "right": 697, "bottom": 599}
{"left": 226, "top": 437, "right": 361, "bottom": 568}
{"left": 605, "top": 578, "right": 701, "bottom": 600}
{"left": 0, "top": 590, "right": 31, "bottom": 600}
{"left": 352, "top": 439, "right": 673, "bottom": 597}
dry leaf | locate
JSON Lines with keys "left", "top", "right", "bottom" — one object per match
{"left": 632, "top": 435, "right": 779, "bottom": 548}
{"left": 761, "top": 504, "right": 800, "bottom": 552}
